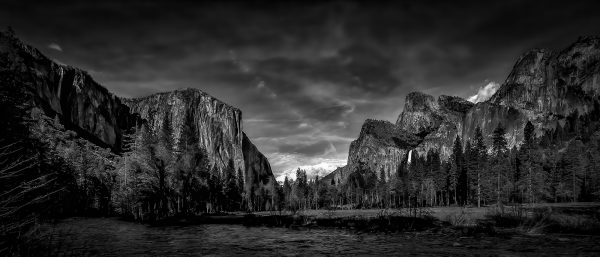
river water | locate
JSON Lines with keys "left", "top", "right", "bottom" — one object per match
{"left": 37, "top": 217, "right": 600, "bottom": 256}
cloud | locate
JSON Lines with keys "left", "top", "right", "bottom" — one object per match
{"left": 47, "top": 43, "right": 62, "bottom": 52}
{"left": 5, "top": 0, "right": 600, "bottom": 181}
{"left": 468, "top": 81, "right": 501, "bottom": 103}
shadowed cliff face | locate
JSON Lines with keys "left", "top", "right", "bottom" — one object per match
{"left": 242, "top": 132, "right": 277, "bottom": 205}
{"left": 327, "top": 36, "right": 600, "bottom": 186}
{"left": 0, "top": 31, "right": 140, "bottom": 151}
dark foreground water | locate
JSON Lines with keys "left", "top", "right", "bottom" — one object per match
{"left": 37, "top": 217, "right": 600, "bottom": 256}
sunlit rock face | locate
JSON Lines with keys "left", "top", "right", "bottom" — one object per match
{"left": 347, "top": 119, "right": 421, "bottom": 181}
{"left": 123, "top": 89, "right": 276, "bottom": 197}
{"left": 396, "top": 92, "right": 439, "bottom": 134}
{"left": 123, "top": 89, "right": 245, "bottom": 173}
{"left": 0, "top": 31, "right": 139, "bottom": 151}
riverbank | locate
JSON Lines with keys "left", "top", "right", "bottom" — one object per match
{"left": 151, "top": 213, "right": 438, "bottom": 233}
{"left": 151, "top": 202, "right": 600, "bottom": 235}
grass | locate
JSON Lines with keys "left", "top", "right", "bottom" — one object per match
{"left": 252, "top": 202, "right": 600, "bottom": 235}
{"left": 484, "top": 203, "right": 600, "bottom": 235}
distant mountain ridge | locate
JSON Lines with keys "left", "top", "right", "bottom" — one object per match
{"left": 324, "top": 36, "right": 600, "bottom": 186}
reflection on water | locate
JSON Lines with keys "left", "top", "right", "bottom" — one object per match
{"left": 40, "top": 217, "right": 599, "bottom": 256}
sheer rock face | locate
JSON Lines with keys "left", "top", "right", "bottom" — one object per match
{"left": 397, "top": 93, "right": 474, "bottom": 158}
{"left": 123, "top": 89, "right": 245, "bottom": 173}
{"left": 0, "top": 31, "right": 139, "bottom": 151}
{"left": 396, "top": 92, "right": 439, "bottom": 134}
{"left": 123, "top": 90, "right": 276, "bottom": 196}
{"left": 347, "top": 119, "right": 421, "bottom": 181}
{"left": 462, "top": 102, "right": 526, "bottom": 148}
{"left": 328, "top": 36, "right": 600, "bottom": 185}
{"left": 485, "top": 36, "right": 600, "bottom": 147}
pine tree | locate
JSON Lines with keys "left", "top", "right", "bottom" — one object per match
{"left": 441, "top": 160, "right": 452, "bottom": 206}
{"left": 450, "top": 136, "right": 465, "bottom": 205}
{"left": 222, "top": 160, "right": 240, "bottom": 211}
{"left": 283, "top": 176, "right": 292, "bottom": 210}
{"left": 522, "top": 121, "right": 535, "bottom": 203}
{"left": 491, "top": 123, "right": 508, "bottom": 205}
{"left": 473, "top": 127, "right": 487, "bottom": 207}
{"left": 295, "top": 169, "right": 308, "bottom": 209}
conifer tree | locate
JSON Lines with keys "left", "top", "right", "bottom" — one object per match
{"left": 450, "top": 136, "right": 464, "bottom": 205}
{"left": 491, "top": 123, "right": 508, "bottom": 205}
{"left": 472, "top": 126, "right": 487, "bottom": 207}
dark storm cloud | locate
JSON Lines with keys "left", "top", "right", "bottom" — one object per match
{"left": 3, "top": 0, "right": 600, "bottom": 177}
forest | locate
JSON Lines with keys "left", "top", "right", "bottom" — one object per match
{"left": 278, "top": 110, "right": 600, "bottom": 211}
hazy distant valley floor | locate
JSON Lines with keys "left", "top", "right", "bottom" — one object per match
{"left": 30, "top": 203, "right": 600, "bottom": 256}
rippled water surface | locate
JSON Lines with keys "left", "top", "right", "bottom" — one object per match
{"left": 40, "top": 217, "right": 600, "bottom": 256}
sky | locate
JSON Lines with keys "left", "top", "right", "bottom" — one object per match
{"left": 3, "top": 0, "right": 600, "bottom": 181}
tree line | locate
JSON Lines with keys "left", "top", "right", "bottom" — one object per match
{"left": 276, "top": 110, "right": 600, "bottom": 210}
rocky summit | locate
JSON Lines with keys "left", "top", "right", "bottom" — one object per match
{"left": 326, "top": 36, "right": 600, "bottom": 186}
{"left": 0, "top": 30, "right": 276, "bottom": 199}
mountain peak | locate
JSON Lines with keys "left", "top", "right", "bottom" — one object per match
{"left": 438, "top": 95, "right": 473, "bottom": 113}
{"left": 502, "top": 48, "right": 553, "bottom": 87}
{"left": 403, "top": 92, "right": 437, "bottom": 112}
{"left": 124, "top": 87, "right": 241, "bottom": 115}
{"left": 574, "top": 35, "right": 600, "bottom": 46}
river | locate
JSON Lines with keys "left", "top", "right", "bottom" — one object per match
{"left": 36, "top": 217, "right": 600, "bottom": 256}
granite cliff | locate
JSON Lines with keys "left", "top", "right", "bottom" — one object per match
{"left": 0, "top": 30, "right": 140, "bottom": 151}
{"left": 0, "top": 30, "right": 276, "bottom": 200}
{"left": 123, "top": 89, "right": 277, "bottom": 199}
{"left": 397, "top": 93, "right": 473, "bottom": 159}
{"left": 326, "top": 36, "right": 600, "bottom": 185}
